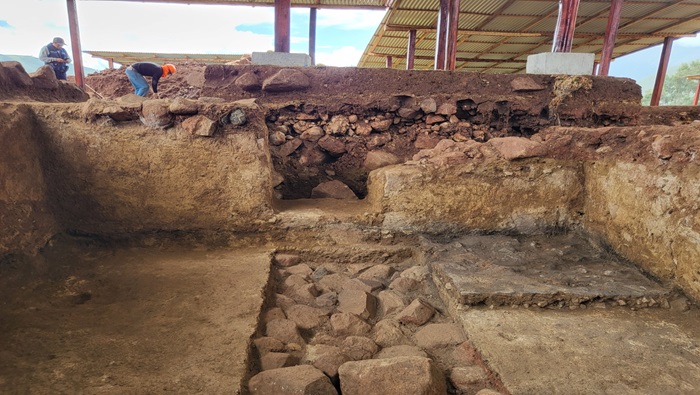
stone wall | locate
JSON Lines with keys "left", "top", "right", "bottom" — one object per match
{"left": 0, "top": 100, "right": 274, "bottom": 256}
{"left": 0, "top": 104, "right": 58, "bottom": 256}
{"left": 366, "top": 159, "right": 584, "bottom": 234}
{"left": 31, "top": 103, "right": 274, "bottom": 236}
{"left": 584, "top": 161, "right": 700, "bottom": 299}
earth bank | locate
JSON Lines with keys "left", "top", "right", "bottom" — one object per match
{"left": 1, "top": 61, "right": 699, "bottom": 394}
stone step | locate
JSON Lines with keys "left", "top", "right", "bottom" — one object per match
{"left": 425, "top": 233, "right": 674, "bottom": 309}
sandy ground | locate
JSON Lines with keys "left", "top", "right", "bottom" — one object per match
{"left": 0, "top": 237, "right": 270, "bottom": 394}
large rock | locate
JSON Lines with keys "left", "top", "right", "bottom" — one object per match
{"left": 364, "top": 151, "right": 401, "bottom": 171}
{"left": 248, "top": 365, "right": 338, "bottom": 395}
{"left": 311, "top": 180, "right": 358, "bottom": 200}
{"left": 169, "top": 97, "right": 199, "bottom": 115}
{"left": 338, "top": 356, "right": 446, "bottom": 395}
{"left": 29, "top": 66, "right": 59, "bottom": 90}
{"left": 140, "top": 99, "right": 173, "bottom": 129}
{"left": 487, "top": 137, "right": 547, "bottom": 160}
{"left": 262, "top": 69, "right": 310, "bottom": 92}
{"left": 181, "top": 115, "right": 217, "bottom": 137}
{"left": 414, "top": 323, "right": 467, "bottom": 349}
{"left": 338, "top": 289, "right": 377, "bottom": 320}
{"left": 81, "top": 98, "right": 140, "bottom": 122}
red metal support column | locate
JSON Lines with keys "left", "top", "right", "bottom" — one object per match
{"left": 434, "top": 0, "right": 449, "bottom": 70}
{"left": 694, "top": 81, "right": 700, "bottom": 106}
{"left": 386, "top": 56, "right": 393, "bottom": 69}
{"left": 445, "top": 0, "right": 460, "bottom": 70}
{"left": 407, "top": 29, "right": 416, "bottom": 70}
{"left": 650, "top": 37, "right": 673, "bottom": 106}
{"left": 274, "top": 0, "right": 291, "bottom": 52}
{"left": 66, "top": 0, "right": 84, "bottom": 89}
{"left": 108, "top": 59, "right": 114, "bottom": 69}
{"left": 552, "top": 0, "right": 580, "bottom": 53}
{"left": 599, "top": 0, "right": 624, "bottom": 76}
{"left": 309, "top": 8, "right": 317, "bottom": 65}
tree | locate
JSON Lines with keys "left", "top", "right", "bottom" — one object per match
{"left": 642, "top": 60, "right": 700, "bottom": 105}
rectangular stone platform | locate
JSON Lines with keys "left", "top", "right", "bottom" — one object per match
{"left": 427, "top": 233, "right": 672, "bottom": 309}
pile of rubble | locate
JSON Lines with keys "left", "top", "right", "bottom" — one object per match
{"left": 247, "top": 250, "right": 506, "bottom": 395}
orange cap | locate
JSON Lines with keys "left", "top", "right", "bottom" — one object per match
{"left": 162, "top": 64, "right": 176, "bottom": 78}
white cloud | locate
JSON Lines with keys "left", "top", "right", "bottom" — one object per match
{"left": 675, "top": 33, "right": 700, "bottom": 47}
{"left": 315, "top": 45, "right": 365, "bottom": 67}
{"left": 316, "top": 9, "right": 386, "bottom": 30}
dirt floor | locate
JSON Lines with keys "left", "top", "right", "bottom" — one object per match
{"left": 2, "top": 201, "right": 700, "bottom": 394}
{"left": 0, "top": 235, "right": 271, "bottom": 394}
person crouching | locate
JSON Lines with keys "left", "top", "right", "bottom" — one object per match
{"left": 125, "top": 62, "right": 176, "bottom": 97}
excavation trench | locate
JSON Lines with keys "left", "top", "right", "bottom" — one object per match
{"left": 2, "top": 62, "right": 700, "bottom": 394}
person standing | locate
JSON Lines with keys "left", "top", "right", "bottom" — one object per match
{"left": 39, "top": 37, "right": 71, "bottom": 80}
{"left": 125, "top": 62, "right": 176, "bottom": 97}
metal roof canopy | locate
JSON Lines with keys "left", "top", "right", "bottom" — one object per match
{"left": 358, "top": 0, "right": 700, "bottom": 74}
{"left": 83, "top": 51, "right": 244, "bottom": 67}
{"left": 80, "top": 0, "right": 389, "bottom": 10}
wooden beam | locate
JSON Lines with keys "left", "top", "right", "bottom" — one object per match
{"left": 650, "top": 37, "right": 673, "bottom": 106}
{"left": 694, "top": 80, "right": 700, "bottom": 106}
{"left": 66, "top": 0, "right": 85, "bottom": 89}
{"left": 386, "top": 56, "right": 393, "bottom": 68}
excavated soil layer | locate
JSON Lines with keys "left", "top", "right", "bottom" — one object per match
{"left": 1, "top": 61, "right": 700, "bottom": 394}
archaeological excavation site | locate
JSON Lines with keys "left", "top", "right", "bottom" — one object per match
{"left": 1, "top": 60, "right": 700, "bottom": 394}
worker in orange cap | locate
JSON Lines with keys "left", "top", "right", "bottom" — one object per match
{"left": 125, "top": 62, "right": 176, "bottom": 97}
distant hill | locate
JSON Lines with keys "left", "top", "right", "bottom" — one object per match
{"left": 0, "top": 54, "right": 97, "bottom": 76}
{"left": 608, "top": 44, "right": 700, "bottom": 90}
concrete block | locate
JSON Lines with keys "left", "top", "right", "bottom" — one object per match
{"left": 526, "top": 52, "right": 595, "bottom": 75}
{"left": 252, "top": 52, "right": 312, "bottom": 67}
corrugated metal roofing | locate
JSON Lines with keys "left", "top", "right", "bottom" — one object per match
{"left": 82, "top": 0, "right": 700, "bottom": 74}
{"left": 359, "top": 0, "right": 700, "bottom": 73}
{"left": 81, "top": 0, "right": 388, "bottom": 9}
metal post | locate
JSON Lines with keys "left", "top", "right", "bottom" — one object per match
{"left": 445, "top": 0, "right": 460, "bottom": 70}
{"left": 650, "top": 37, "right": 673, "bottom": 106}
{"left": 407, "top": 29, "right": 416, "bottom": 70}
{"left": 386, "top": 56, "right": 393, "bottom": 69}
{"left": 309, "top": 8, "right": 317, "bottom": 65}
{"left": 274, "top": 0, "right": 291, "bottom": 52}
{"left": 434, "top": 0, "right": 449, "bottom": 70}
{"left": 66, "top": 0, "right": 84, "bottom": 89}
{"left": 693, "top": 81, "right": 700, "bottom": 106}
{"left": 552, "top": 0, "right": 580, "bottom": 53}
{"left": 599, "top": 0, "right": 624, "bottom": 76}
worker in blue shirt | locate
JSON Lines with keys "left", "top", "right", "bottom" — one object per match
{"left": 125, "top": 62, "right": 176, "bottom": 97}
{"left": 38, "top": 37, "right": 71, "bottom": 80}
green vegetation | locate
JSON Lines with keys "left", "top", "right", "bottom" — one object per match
{"left": 642, "top": 60, "right": 700, "bottom": 105}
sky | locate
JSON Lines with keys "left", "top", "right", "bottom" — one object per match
{"left": 1, "top": 0, "right": 699, "bottom": 83}
{"left": 0, "top": 0, "right": 386, "bottom": 69}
